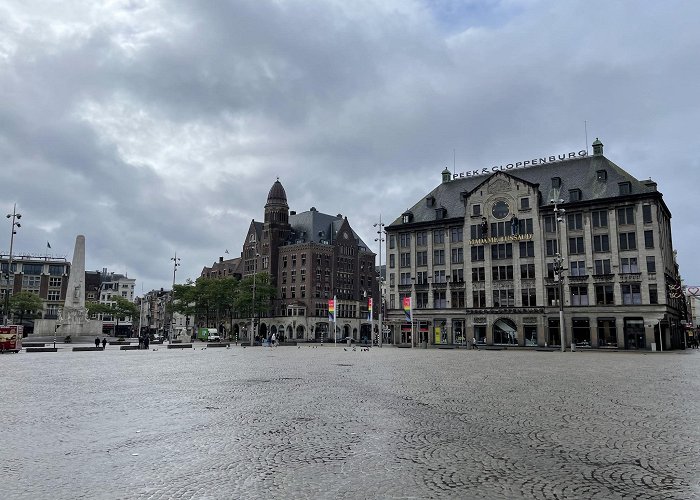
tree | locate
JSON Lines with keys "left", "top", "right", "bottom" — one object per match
{"left": 9, "top": 291, "right": 43, "bottom": 326}
{"left": 234, "top": 272, "right": 276, "bottom": 319}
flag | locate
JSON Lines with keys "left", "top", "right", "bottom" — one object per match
{"left": 328, "top": 297, "right": 335, "bottom": 322}
{"left": 47, "top": 241, "right": 51, "bottom": 249}
{"left": 367, "top": 297, "right": 373, "bottom": 321}
{"left": 403, "top": 296, "right": 412, "bottom": 322}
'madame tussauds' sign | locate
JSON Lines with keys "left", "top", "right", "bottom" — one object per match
{"left": 453, "top": 150, "right": 588, "bottom": 179}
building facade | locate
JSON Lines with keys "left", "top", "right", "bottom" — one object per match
{"left": 384, "top": 140, "right": 686, "bottom": 350}
{"left": 202, "top": 179, "right": 378, "bottom": 343}
{"left": 98, "top": 269, "right": 136, "bottom": 336}
{"left": 1, "top": 254, "right": 71, "bottom": 330}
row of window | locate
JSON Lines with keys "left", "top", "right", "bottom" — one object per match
{"left": 392, "top": 283, "right": 658, "bottom": 310}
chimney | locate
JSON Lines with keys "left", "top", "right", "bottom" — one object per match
{"left": 219, "top": 257, "right": 224, "bottom": 263}
{"left": 592, "top": 138, "right": 604, "bottom": 156}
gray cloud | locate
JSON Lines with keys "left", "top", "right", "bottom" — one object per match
{"left": 1, "top": 0, "right": 699, "bottom": 291}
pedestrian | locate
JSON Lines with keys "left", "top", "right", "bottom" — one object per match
{"left": 102, "top": 338, "right": 107, "bottom": 349}
{"left": 271, "top": 332, "right": 276, "bottom": 347}
{"left": 144, "top": 336, "right": 150, "bottom": 349}
{"left": 94, "top": 337, "right": 100, "bottom": 348}
{"left": 472, "top": 337, "right": 477, "bottom": 350}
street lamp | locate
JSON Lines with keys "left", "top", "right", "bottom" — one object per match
{"left": 250, "top": 252, "right": 259, "bottom": 346}
{"left": 374, "top": 216, "right": 385, "bottom": 347}
{"left": 4, "top": 204, "right": 21, "bottom": 326}
{"left": 551, "top": 198, "right": 566, "bottom": 352}
{"left": 170, "top": 252, "right": 180, "bottom": 343}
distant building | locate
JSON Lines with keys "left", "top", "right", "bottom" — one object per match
{"left": 384, "top": 139, "right": 686, "bottom": 350}
{"left": 98, "top": 269, "right": 136, "bottom": 336}
{"left": 0, "top": 254, "right": 70, "bottom": 330}
{"left": 202, "top": 179, "right": 378, "bottom": 343}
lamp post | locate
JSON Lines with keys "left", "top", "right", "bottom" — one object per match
{"left": 3, "top": 204, "right": 21, "bottom": 326}
{"left": 374, "top": 216, "right": 385, "bottom": 347}
{"left": 250, "top": 253, "right": 259, "bottom": 347}
{"left": 170, "top": 252, "right": 180, "bottom": 343}
{"left": 551, "top": 199, "right": 566, "bottom": 352}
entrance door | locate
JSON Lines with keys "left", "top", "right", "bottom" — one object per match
{"left": 493, "top": 318, "right": 517, "bottom": 345}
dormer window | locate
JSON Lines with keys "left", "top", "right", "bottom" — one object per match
{"left": 552, "top": 177, "right": 561, "bottom": 188}
{"left": 619, "top": 182, "right": 632, "bottom": 195}
{"left": 569, "top": 189, "right": 582, "bottom": 202}
{"left": 426, "top": 196, "right": 436, "bottom": 207}
{"left": 435, "top": 207, "right": 447, "bottom": 219}
{"left": 596, "top": 169, "right": 607, "bottom": 181}
{"left": 402, "top": 212, "right": 413, "bottom": 224}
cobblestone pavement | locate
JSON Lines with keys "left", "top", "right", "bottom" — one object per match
{"left": 1, "top": 346, "right": 699, "bottom": 499}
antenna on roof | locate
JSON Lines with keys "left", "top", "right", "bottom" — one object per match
{"left": 584, "top": 120, "right": 589, "bottom": 155}
{"left": 453, "top": 148, "right": 456, "bottom": 171}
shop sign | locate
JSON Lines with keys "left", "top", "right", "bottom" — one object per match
{"left": 453, "top": 150, "right": 588, "bottom": 179}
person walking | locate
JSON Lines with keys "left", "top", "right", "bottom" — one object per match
{"left": 102, "top": 338, "right": 107, "bottom": 349}
{"left": 472, "top": 337, "right": 477, "bottom": 350}
{"left": 94, "top": 337, "right": 100, "bottom": 348}
{"left": 271, "top": 332, "right": 277, "bottom": 347}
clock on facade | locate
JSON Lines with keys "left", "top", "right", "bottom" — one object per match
{"left": 491, "top": 200, "right": 510, "bottom": 219}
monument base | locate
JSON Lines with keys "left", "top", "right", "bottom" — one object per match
{"left": 33, "top": 319, "right": 103, "bottom": 337}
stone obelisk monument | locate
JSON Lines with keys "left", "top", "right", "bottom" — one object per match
{"left": 56, "top": 235, "right": 101, "bottom": 338}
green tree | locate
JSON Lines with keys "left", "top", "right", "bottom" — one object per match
{"left": 234, "top": 272, "right": 276, "bottom": 319}
{"left": 9, "top": 291, "right": 43, "bottom": 325}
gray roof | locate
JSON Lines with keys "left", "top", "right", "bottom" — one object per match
{"left": 288, "top": 209, "right": 372, "bottom": 251}
{"left": 389, "top": 154, "right": 659, "bottom": 227}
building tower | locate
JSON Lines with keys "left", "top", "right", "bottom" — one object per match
{"left": 263, "top": 178, "right": 292, "bottom": 286}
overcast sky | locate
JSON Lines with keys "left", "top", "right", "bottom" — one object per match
{"left": 2, "top": 0, "right": 699, "bottom": 295}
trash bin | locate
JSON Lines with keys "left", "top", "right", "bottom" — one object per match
{"left": 571, "top": 342, "right": 576, "bottom": 352}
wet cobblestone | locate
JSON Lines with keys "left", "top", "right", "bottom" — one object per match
{"left": 1, "top": 346, "right": 699, "bottom": 499}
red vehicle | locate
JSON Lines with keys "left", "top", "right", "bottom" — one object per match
{"left": 0, "top": 325, "right": 23, "bottom": 353}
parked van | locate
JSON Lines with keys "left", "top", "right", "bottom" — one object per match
{"left": 197, "top": 328, "right": 219, "bottom": 342}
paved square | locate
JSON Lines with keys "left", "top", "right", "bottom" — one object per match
{"left": 1, "top": 346, "right": 699, "bottom": 499}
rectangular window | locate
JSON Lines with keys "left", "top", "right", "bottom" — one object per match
{"left": 434, "top": 270, "right": 447, "bottom": 283}
{"left": 568, "top": 237, "right": 585, "bottom": 254}
{"left": 389, "top": 235, "right": 396, "bottom": 249}
{"left": 450, "top": 227, "right": 463, "bottom": 243}
{"left": 520, "top": 197, "right": 530, "bottom": 210}
{"left": 48, "top": 265, "right": 64, "bottom": 276}
{"left": 433, "top": 229, "right": 445, "bottom": 244}
{"left": 434, "top": 291, "right": 447, "bottom": 309}
{"left": 416, "top": 292, "right": 429, "bottom": 309}
{"left": 22, "top": 275, "right": 41, "bottom": 288}
{"left": 399, "top": 233, "right": 411, "bottom": 248}
{"left": 552, "top": 177, "right": 561, "bottom": 188}
{"left": 471, "top": 246, "right": 485, "bottom": 262}
{"left": 492, "top": 289, "right": 515, "bottom": 307}
{"left": 569, "top": 189, "right": 582, "bottom": 201}
{"left": 492, "top": 265, "right": 514, "bottom": 281}
{"left": 595, "top": 284, "right": 614, "bottom": 305}
{"left": 47, "top": 290, "right": 61, "bottom": 301}
{"left": 416, "top": 231, "right": 428, "bottom": 246}
{"left": 416, "top": 271, "right": 428, "bottom": 285}
{"left": 567, "top": 213, "right": 583, "bottom": 230}
{"left": 570, "top": 260, "right": 586, "bottom": 277}
{"left": 517, "top": 218, "right": 534, "bottom": 234}
{"left": 416, "top": 251, "right": 428, "bottom": 266}
{"left": 593, "top": 234, "right": 610, "bottom": 252}
{"left": 400, "top": 252, "right": 411, "bottom": 267}
{"left": 49, "top": 277, "right": 62, "bottom": 287}
{"left": 617, "top": 206, "right": 635, "bottom": 225}
{"left": 472, "top": 289, "right": 486, "bottom": 308}
{"left": 389, "top": 273, "right": 395, "bottom": 287}
{"left": 491, "top": 243, "right": 513, "bottom": 260}
{"left": 642, "top": 205, "right": 652, "bottom": 224}
{"left": 644, "top": 230, "right": 654, "bottom": 249}
{"left": 472, "top": 204, "right": 481, "bottom": 216}
{"left": 544, "top": 215, "right": 556, "bottom": 233}
{"left": 22, "top": 263, "right": 42, "bottom": 275}
{"left": 451, "top": 268, "right": 464, "bottom": 283}
{"left": 594, "top": 259, "right": 611, "bottom": 275}
{"left": 491, "top": 221, "right": 512, "bottom": 237}
{"left": 400, "top": 272, "right": 411, "bottom": 285}
{"left": 470, "top": 224, "right": 488, "bottom": 239}
{"left": 450, "top": 248, "right": 463, "bottom": 264}
{"left": 389, "top": 254, "right": 395, "bottom": 269}
{"left": 619, "top": 182, "right": 632, "bottom": 195}
{"left": 620, "top": 257, "right": 638, "bottom": 273}
{"left": 451, "top": 290, "right": 465, "bottom": 308}
{"left": 646, "top": 256, "right": 656, "bottom": 273}
{"left": 471, "top": 267, "right": 485, "bottom": 282}
{"left": 520, "top": 263, "right": 536, "bottom": 279}
{"left": 546, "top": 262, "right": 555, "bottom": 279}
{"left": 621, "top": 284, "right": 641, "bottom": 304}
{"left": 545, "top": 239, "right": 559, "bottom": 256}
{"left": 519, "top": 241, "right": 535, "bottom": 258}
{"left": 591, "top": 210, "right": 608, "bottom": 228}
{"left": 521, "top": 288, "right": 537, "bottom": 306}
{"left": 571, "top": 285, "right": 589, "bottom": 305}
{"left": 619, "top": 232, "right": 636, "bottom": 251}
{"left": 546, "top": 286, "right": 560, "bottom": 305}
{"left": 433, "top": 249, "right": 445, "bottom": 265}
{"left": 649, "top": 284, "right": 658, "bottom": 304}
